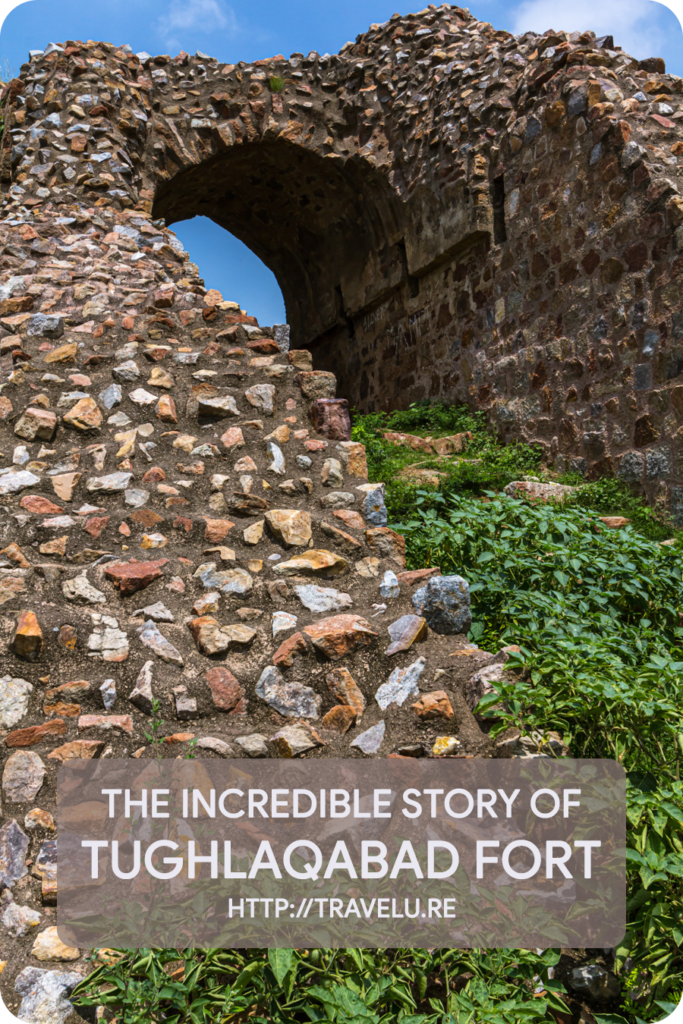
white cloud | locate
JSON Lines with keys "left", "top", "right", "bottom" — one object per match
{"left": 510, "top": 0, "right": 668, "bottom": 59}
{"left": 157, "top": 0, "right": 238, "bottom": 50}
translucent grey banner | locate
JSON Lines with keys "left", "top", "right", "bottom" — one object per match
{"left": 56, "top": 758, "right": 625, "bottom": 949}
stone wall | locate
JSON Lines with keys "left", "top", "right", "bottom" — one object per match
{"left": 2, "top": 7, "right": 683, "bottom": 509}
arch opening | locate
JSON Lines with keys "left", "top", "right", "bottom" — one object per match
{"left": 151, "top": 139, "right": 407, "bottom": 350}
{"left": 171, "top": 215, "right": 287, "bottom": 327}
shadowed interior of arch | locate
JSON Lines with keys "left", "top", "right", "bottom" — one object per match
{"left": 151, "top": 139, "right": 404, "bottom": 350}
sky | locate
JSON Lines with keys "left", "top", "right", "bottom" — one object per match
{"left": 1, "top": 0, "right": 681, "bottom": 326}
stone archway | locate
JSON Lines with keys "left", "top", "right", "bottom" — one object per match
{"left": 0, "top": 4, "right": 681, "bottom": 499}
{"left": 151, "top": 138, "right": 404, "bottom": 352}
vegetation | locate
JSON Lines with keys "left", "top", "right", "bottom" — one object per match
{"left": 72, "top": 402, "right": 683, "bottom": 1024}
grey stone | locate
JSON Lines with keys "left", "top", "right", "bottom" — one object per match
{"left": 99, "top": 383, "right": 122, "bottom": 409}
{"left": 137, "top": 621, "right": 184, "bottom": 666}
{"left": 2, "top": 750, "right": 45, "bottom": 803}
{"left": 0, "top": 470, "right": 41, "bottom": 495}
{"left": 14, "top": 967, "right": 83, "bottom": 1024}
{"left": 196, "top": 736, "right": 234, "bottom": 756}
{"left": 320, "top": 491, "right": 356, "bottom": 509}
{"left": 363, "top": 486, "right": 388, "bottom": 526}
{"left": 198, "top": 394, "right": 239, "bottom": 418}
{"left": 244, "top": 383, "right": 276, "bottom": 414}
{"left": 267, "top": 442, "right": 286, "bottom": 475}
{"left": 194, "top": 563, "right": 253, "bottom": 595}
{"left": 124, "top": 488, "right": 150, "bottom": 507}
{"left": 100, "top": 678, "right": 116, "bottom": 710}
{"left": 270, "top": 723, "right": 321, "bottom": 757}
{"left": 175, "top": 695, "right": 198, "bottom": 719}
{"left": 87, "top": 614, "right": 129, "bottom": 661}
{"left": 272, "top": 611, "right": 298, "bottom": 636}
{"left": 234, "top": 733, "right": 270, "bottom": 757}
{"left": 62, "top": 574, "right": 106, "bottom": 604}
{"left": 617, "top": 450, "right": 644, "bottom": 482}
{"left": 569, "top": 964, "right": 620, "bottom": 1002}
{"left": 412, "top": 575, "right": 472, "bottom": 635}
{"left": 112, "top": 360, "right": 140, "bottom": 382}
{"left": 128, "top": 660, "right": 154, "bottom": 715}
{"left": 646, "top": 447, "right": 671, "bottom": 479}
{"left": 256, "top": 665, "right": 321, "bottom": 719}
{"left": 0, "top": 819, "right": 29, "bottom": 887}
{"left": 273, "top": 324, "right": 290, "bottom": 352}
{"left": 86, "top": 471, "right": 133, "bottom": 493}
{"left": 133, "top": 601, "right": 174, "bottom": 622}
{"left": 375, "top": 656, "right": 426, "bottom": 710}
{"left": 634, "top": 363, "right": 652, "bottom": 391}
{"left": 671, "top": 486, "right": 683, "bottom": 527}
{"left": 350, "top": 720, "right": 385, "bottom": 755}
{"left": 0, "top": 675, "right": 33, "bottom": 728}
{"left": 464, "top": 662, "right": 505, "bottom": 712}
{"left": 621, "top": 140, "right": 646, "bottom": 170}
{"left": 2, "top": 900, "right": 41, "bottom": 936}
{"left": 294, "top": 584, "right": 352, "bottom": 613}
{"left": 26, "top": 314, "right": 64, "bottom": 339}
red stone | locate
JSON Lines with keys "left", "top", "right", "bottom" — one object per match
{"left": 396, "top": 567, "right": 441, "bottom": 586}
{"left": 83, "top": 516, "right": 109, "bottom": 539}
{"left": 104, "top": 559, "right": 168, "bottom": 594}
{"left": 20, "top": 495, "right": 64, "bottom": 514}
{"left": 204, "top": 518, "right": 235, "bottom": 542}
{"left": 246, "top": 339, "right": 279, "bottom": 353}
{"left": 204, "top": 666, "right": 246, "bottom": 713}
{"left": 303, "top": 615, "right": 378, "bottom": 660}
{"left": 143, "top": 466, "right": 166, "bottom": 483}
{"left": 5, "top": 719, "right": 66, "bottom": 747}
{"left": 309, "top": 398, "right": 351, "bottom": 440}
{"left": 173, "top": 516, "right": 194, "bottom": 533}
{"left": 130, "top": 509, "right": 165, "bottom": 528}
{"left": 273, "top": 632, "right": 308, "bottom": 667}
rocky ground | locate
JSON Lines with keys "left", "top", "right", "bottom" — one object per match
{"left": 0, "top": 204, "right": 538, "bottom": 1020}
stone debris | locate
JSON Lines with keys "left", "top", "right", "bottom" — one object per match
{"left": 137, "top": 619, "right": 184, "bottom": 665}
{"left": 385, "top": 614, "right": 428, "bottom": 656}
{"left": 14, "top": 967, "right": 83, "bottom": 1024}
{"left": 256, "top": 665, "right": 321, "bottom": 718}
{"left": 31, "top": 927, "right": 80, "bottom": 962}
{"left": 504, "top": 481, "right": 577, "bottom": 502}
{"left": 412, "top": 575, "right": 472, "bottom": 635}
{"left": 0, "top": 819, "right": 29, "bottom": 887}
{"left": 62, "top": 574, "right": 106, "bottom": 604}
{"left": 294, "top": 584, "right": 353, "bottom": 613}
{"left": 234, "top": 733, "right": 270, "bottom": 757}
{"left": 2, "top": 750, "right": 45, "bottom": 803}
{"left": 270, "top": 722, "right": 323, "bottom": 757}
{"left": 375, "top": 656, "right": 427, "bottom": 710}
{"left": 350, "top": 720, "right": 386, "bottom": 755}
{"left": 128, "top": 660, "right": 155, "bottom": 714}
{"left": 0, "top": 675, "right": 33, "bottom": 728}
{"left": 2, "top": 900, "right": 42, "bottom": 937}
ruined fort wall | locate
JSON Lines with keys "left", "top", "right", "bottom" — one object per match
{"left": 1, "top": 5, "right": 683, "bottom": 515}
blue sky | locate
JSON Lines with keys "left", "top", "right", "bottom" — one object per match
{"left": 2, "top": 0, "right": 681, "bottom": 326}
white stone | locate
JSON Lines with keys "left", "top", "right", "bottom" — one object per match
{"left": 86, "top": 472, "right": 133, "bottom": 493}
{"left": 0, "top": 676, "right": 33, "bottom": 728}
{"left": 62, "top": 575, "right": 106, "bottom": 604}
{"left": 272, "top": 611, "right": 297, "bottom": 637}
{"left": 375, "top": 656, "right": 427, "bottom": 710}
{"left": 294, "top": 584, "right": 353, "bottom": 613}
